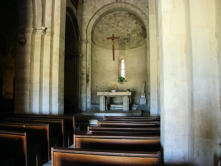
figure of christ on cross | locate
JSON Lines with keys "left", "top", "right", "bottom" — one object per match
{"left": 107, "top": 34, "right": 120, "bottom": 61}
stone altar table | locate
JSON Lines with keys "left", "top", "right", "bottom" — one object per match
{"left": 97, "top": 92, "right": 131, "bottom": 112}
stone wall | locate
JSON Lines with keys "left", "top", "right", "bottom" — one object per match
{"left": 190, "top": 0, "right": 221, "bottom": 165}
{"left": 158, "top": 0, "right": 221, "bottom": 165}
{"left": 91, "top": 44, "right": 147, "bottom": 105}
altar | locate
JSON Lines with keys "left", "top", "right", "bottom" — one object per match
{"left": 97, "top": 91, "right": 131, "bottom": 112}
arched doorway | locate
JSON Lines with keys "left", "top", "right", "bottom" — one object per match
{"left": 64, "top": 8, "right": 80, "bottom": 114}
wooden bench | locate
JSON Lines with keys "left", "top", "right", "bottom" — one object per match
{"left": 0, "top": 122, "right": 55, "bottom": 163}
{"left": 98, "top": 121, "right": 160, "bottom": 128}
{"left": 3, "top": 117, "right": 63, "bottom": 147}
{"left": 0, "top": 130, "right": 31, "bottom": 166}
{"left": 74, "top": 134, "right": 161, "bottom": 152}
{"left": 104, "top": 116, "right": 160, "bottom": 121}
{"left": 4, "top": 113, "right": 75, "bottom": 146}
{"left": 88, "top": 126, "right": 160, "bottom": 136}
{"left": 103, "top": 116, "right": 160, "bottom": 122}
{"left": 52, "top": 147, "right": 161, "bottom": 166}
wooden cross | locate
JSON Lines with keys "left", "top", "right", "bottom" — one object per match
{"left": 107, "top": 34, "right": 120, "bottom": 61}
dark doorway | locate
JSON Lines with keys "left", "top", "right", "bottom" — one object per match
{"left": 64, "top": 8, "right": 80, "bottom": 114}
{"left": 0, "top": 0, "right": 18, "bottom": 113}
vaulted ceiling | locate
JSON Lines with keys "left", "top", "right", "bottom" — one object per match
{"left": 92, "top": 10, "right": 147, "bottom": 50}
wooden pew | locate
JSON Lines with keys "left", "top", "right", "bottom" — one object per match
{"left": 88, "top": 126, "right": 160, "bottom": 136}
{"left": 52, "top": 147, "right": 161, "bottom": 166}
{"left": 4, "top": 113, "right": 74, "bottom": 146}
{"left": 103, "top": 116, "right": 160, "bottom": 121}
{"left": 74, "top": 134, "right": 161, "bottom": 152}
{"left": 0, "top": 122, "right": 54, "bottom": 163}
{"left": 3, "top": 117, "right": 63, "bottom": 147}
{"left": 0, "top": 130, "right": 31, "bottom": 166}
{"left": 98, "top": 121, "right": 160, "bottom": 128}
{"left": 103, "top": 116, "right": 160, "bottom": 122}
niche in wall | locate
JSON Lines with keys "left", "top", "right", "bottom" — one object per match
{"left": 91, "top": 9, "right": 148, "bottom": 108}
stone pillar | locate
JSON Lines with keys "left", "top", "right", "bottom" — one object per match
{"left": 189, "top": 0, "right": 221, "bottom": 165}
{"left": 99, "top": 96, "right": 105, "bottom": 112}
{"left": 50, "top": 0, "right": 66, "bottom": 114}
{"left": 41, "top": 0, "right": 53, "bottom": 114}
{"left": 15, "top": 0, "right": 66, "bottom": 115}
{"left": 123, "top": 96, "right": 129, "bottom": 112}
{"left": 149, "top": 0, "right": 160, "bottom": 116}
{"left": 31, "top": 29, "right": 42, "bottom": 114}
{"left": 158, "top": 0, "right": 192, "bottom": 164}
{"left": 15, "top": 1, "right": 34, "bottom": 113}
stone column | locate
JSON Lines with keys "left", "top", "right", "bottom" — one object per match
{"left": 99, "top": 96, "right": 105, "bottom": 112}
{"left": 158, "top": 0, "right": 192, "bottom": 164}
{"left": 31, "top": 29, "right": 42, "bottom": 114}
{"left": 123, "top": 96, "right": 129, "bottom": 112}
{"left": 50, "top": 0, "right": 66, "bottom": 114}
{"left": 149, "top": 0, "right": 160, "bottom": 116}
{"left": 15, "top": 1, "right": 34, "bottom": 113}
{"left": 41, "top": 0, "right": 53, "bottom": 114}
{"left": 15, "top": 0, "right": 66, "bottom": 115}
{"left": 189, "top": 0, "right": 221, "bottom": 165}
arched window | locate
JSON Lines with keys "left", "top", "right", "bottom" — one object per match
{"left": 120, "top": 58, "right": 126, "bottom": 78}
{"left": 118, "top": 58, "right": 127, "bottom": 83}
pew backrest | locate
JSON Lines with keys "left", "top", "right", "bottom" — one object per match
{"left": 74, "top": 134, "right": 161, "bottom": 152}
{"left": 52, "top": 147, "right": 161, "bottom": 166}
{"left": 3, "top": 117, "right": 63, "bottom": 147}
{"left": 0, "top": 130, "right": 30, "bottom": 166}
{"left": 6, "top": 113, "right": 75, "bottom": 146}
{"left": 98, "top": 121, "right": 160, "bottom": 128}
{"left": 88, "top": 126, "right": 160, "bottom": 136}
{"left": 0, "top": 122, "right": 51, "bottom": 162}
{"left": 4, "top": 115, "right": 73, "bottom": 146}
{"left": 104, "top": 116, "right": 160, "bottom": 121}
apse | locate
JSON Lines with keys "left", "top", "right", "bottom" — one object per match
{"left": 91, "top": 9, "right": 148, "bottom": 110}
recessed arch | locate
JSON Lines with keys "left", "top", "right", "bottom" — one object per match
{"left": 64, "top": 7, "right": 80, "bottom": 114}
{"left": 82, "top": 2, "right": 157, "bottom": 112}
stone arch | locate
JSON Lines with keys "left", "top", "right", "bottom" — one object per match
{"left": 64, "top": 6, "right": 80, "bottom": 114}
{"left": 83, "top": 2, "right": 157, "bottom": 112}
{"left": 66, "top": 7, "right": 79, "bottom": 41}
{"left": 86, "top": 2, "right": 148, "bottom": 43}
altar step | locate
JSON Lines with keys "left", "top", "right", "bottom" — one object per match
{"left": 91, "top": 104, "right": 140, "bottom": 111}
{"left": 78, "top": 110, "right": 143, "bottom": 117}
{"left": 110, "top": 104, "right": 123, "bottom": 110}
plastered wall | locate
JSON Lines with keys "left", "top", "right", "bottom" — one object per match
{"left": 91, "top": 43, "right": 147, "bottom": 105}
{"left": 159, "top": 0, "right": 221, "bottom": 165}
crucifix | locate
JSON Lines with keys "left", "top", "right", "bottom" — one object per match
{"left": 107, "top": 34, "right": 120, "bottom": 61}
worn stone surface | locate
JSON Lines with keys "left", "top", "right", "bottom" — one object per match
{"left": 91, "top": 44, "right": 147, "bottom": 105}
{"left": 93, "top": 10, "right": 146, "bottom": 49}
{"left": 158, "top": 0, "right": 221, "bottom": 165}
